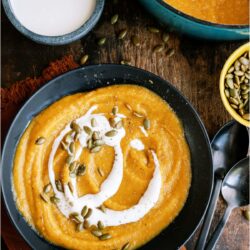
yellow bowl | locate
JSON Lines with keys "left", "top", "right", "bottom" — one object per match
{"left": 220, "top": 42, "right": 250, "bottom": 127}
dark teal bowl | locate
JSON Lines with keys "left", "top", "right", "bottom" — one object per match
{"left": 138, "top": 0, "right": 249, "bottom": 40}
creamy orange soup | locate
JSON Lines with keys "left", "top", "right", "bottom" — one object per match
{"left": 164, "top": 0, "right": 249, "bottom": 25}
{"left": 13, "top": 85, "right": 191, "bottom": 250}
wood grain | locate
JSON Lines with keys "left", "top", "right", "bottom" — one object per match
{"left": 1, "top": 0, "right": 249, "bottom": 249}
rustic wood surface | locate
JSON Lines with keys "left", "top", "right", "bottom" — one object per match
{"left": 1, "top": 0, "right": 249, "bottom": 249}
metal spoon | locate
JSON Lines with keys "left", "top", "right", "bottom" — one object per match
{"left": 195, "top": 121, "right": 249, "bottom": 250}
{"left": 205, "top": 157, "right": 249, "bottom": 250}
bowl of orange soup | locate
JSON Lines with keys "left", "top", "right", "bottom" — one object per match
{"left": 138, "top": 0, "right": 249, "bottom": 40}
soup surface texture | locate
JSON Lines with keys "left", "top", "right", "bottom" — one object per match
{"left": 13, "top": 85, "right": 191, "bottom": 250}
{"left": 164, "top": 0, "right": 249, "bottom": 25}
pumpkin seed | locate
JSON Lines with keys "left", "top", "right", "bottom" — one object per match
{"left": 76, "top": 223, "right": 84, "bottom": 232}
{"left": 153, "top": 44, "right": 164, "bottom": 53}
{"left": 77, "top": 165, "right": 86, "bottom": 176}
{"left": 122, "top": 242, "right": 131, "bottom": 250}
{"left": 105, "top": 130, "right": 118, "bottom": 137}
{"left": 55, "top": 180, "right": 63, "bottom": 192}
{"left": 226, "top": 78, "right": 234, "bottom": 89}
{"left": 227, "top": 66, "right": 234, "bottom": 73}
{"left": 162, "top": 32, "right": 170, "bottom": 43}
{"left": 50, "top": 196, "right": 60, "bottom": 204}
{"left": 225, "top": 73, "right": 233, "bottom": 79}
{"left": 239, "top": 57, "right": 249, "bottom": 66}
{"left": 242, "top": 209, "right": 250, "bottom": 220}
{"left": 229, "top": 97, "right": 239, "bottom": 105}
{"left": 97, "top": 37, "right": 106, "bottom": 46}
{"left": 90, "top": 146, "right": 102, "bottom": 153}
{"left": 234, "top": 60, "right": 241, "bottom": 69}
{"left": 118, "top": 29, "right": 127, "bottom": 40}
{"left": 83, "top": 126, "right": 92, "bottom": 135}
{"left": 241, "top": 84, "right": 248, "bottom": 90}
{"left": 115, "top": 120, "right": 123, "bottom": 129}
{"left": 224, "top": 89, "right": 230, "bottom": 98}
{"left": 112, "top": 105, "right": 118, "bottom": 115}
{"left": 125, "top": 103, "right": 132, "bottom": 111}
{"left": 243, "top": 113, "right": 250, "bottom": 120}
{"left": 81, "top": 206, "right": 88, "bottom": 217}
{"left": 66, "top": 155, "right": 74, "bottom": 165}
{"left": 143, "top": 118, "right": 150, "bottom": 130}
{"left": 92, "top": 230, "right": 103, "bottom": 237}
{"left": 69, "top": 142, "right": 75, "bottom": 154}
{"left": 80, "top": 55, "right": 89, "bottom": 65}
{"left": 35, "top": 137, "right": 46, "bottom": 145}
{"left": 70, "top": 121, "right": 82, "bottom": 133}
{"left": 98, "top": 204, "right": 106, "bottom": 213}
{"left": 84, "top": 220, "right": 90, "bottom": 229}
{"left": 242, "top": 94, "right": 249, "bottom": 99}
{"left": 148, "top": 26, "right": 160, "bottom": 33}
{"left": 99, "top": 233, "right": 112, "bottom": 240}
{"left": 166, "top": 48, "right": 175, "bottom": 57}
{"left": 131, "top": 35, "right": 140, "bottom": 47}
{"left": 74, "top": 214, "right": 84, "bottom": 223}
{"left": 91, "top": 118, "right": 97, "bottom": 127}
{"left": 231, "top": 104, "right": 238, "bottom": 109}
{"left": 133, "top": 111, "right": 144, "bottom": 118}
{"left": 111, "top": 14, "right": 119, "bottom": 25}
{"left": 229, "top": 89, "right": 238, "bottom": 98}
{"left": 69, "top": 161, "right": 77, "bottom": 172}
{"left": 84, "top": 208, "right": 92, "bottom": 219}
{"left": 234, "top": 70, "right": 244, "bottom": 76}
{"left": 120, "top": 60, "right": 131, "bottom": 65}
{"left": 109, "top": 118, "right": 116, "bottom": 128}
{"left": 87, "top": 139, "right": 93, "bottom": 149}
{"left": 68, "top": 181, "right": 74, "bottom": 193}
{"left": 235, "top": 76, "right": 240, "bottom": 85}
{"left": 98, "top": 167, "right": 104, "bottom": 177}
{"left": 97, "top": 220, "right": 104, "bottom": 230}
{"left": 94, "top": 139, "right": 105, "bottom": 146}
{"left": 43, "top": 184, "right": 52, "bottom": 193}
{"left": 40, "top": 193, "right": 49, "bottom": 203}
{"left": 92, "top": 131, "right": 100, "bottom": 140}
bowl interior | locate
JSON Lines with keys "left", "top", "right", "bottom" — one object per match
{"left": 2, "top": 0, "right": 105, "bottom": 45}
{"left": 1, "top": 65, "right": 213, "bottom": 249}
{"left": 220, "top": 43, "right": 250, "bottom": 127}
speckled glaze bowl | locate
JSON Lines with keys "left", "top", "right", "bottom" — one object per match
{"left": 2, "top": 0, "right": 105, "bottom": 45}
{"left": 138, "top": 0, "right": 249, "bottom": 40}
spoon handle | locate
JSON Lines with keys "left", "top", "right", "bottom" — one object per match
{"left": 195, "top": 178, "right": 222, "bottom": 250}
{"left": 205, "top": 205, "right": 233, "bottom": 250}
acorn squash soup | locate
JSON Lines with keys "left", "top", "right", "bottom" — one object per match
{"left": 163, "top": 0, "right": 249, "bottom": 25}
{"left": 12, "top": 85, "right": 191, "bottom": 250}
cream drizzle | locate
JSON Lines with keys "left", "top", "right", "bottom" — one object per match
{"left": 48, "top": 105, "right": 161, "bottom": 227}
{"left": 130, "top": 139, "right": 145, "bottom": 151}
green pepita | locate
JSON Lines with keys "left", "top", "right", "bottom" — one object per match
{"left": 162, "top": 32, "right": 170, "bottom": 43}
{"left": 118, "top": 29, "right": 127, "bottom": 40}
{"left": 43, "top": 183, "right": 52, "bottom": 193}
{"left": 81, "top": 205, "right": 88, "bottom": 217}
{"left": 80, "top": 55, "right": 89, "bottom": 65}
{"left": 84, "top": 220, "right": 90, "bottom": 229}
{"left": 70, "top": 121, "right": 82, "bottom": 133}
{"left": 99, "top": 233, "right": 112, "bottom": 240}
{"left": 131, "top": 35, "right": 140, "bottom": 47}
{"left": 83, "top": 126, "right": 92, "bottom": 135}
{"left": 55, "top": 180, "right": 63, "bottom": 192}
{"left": 92, "top": 131, "right": 100, "bottom": 140}
{"left": 66, "top": 155, "right": 74, "bottom": 165}
{"left": 105, "top": 130, "right": 118, "bottom": 137}
{"left": 97, "top": 220, "right": 104, "bottom": 230}
{"left": 91, "top": 118, "right": 97, "bottom": 127}
{"left": 50, "top": 196, "right": 60, "bottom": 204}
{"left": 242, "top": 209, "right": 250, "bottom": 220}
{"left": 97, "top": 37, "right": 106, "bottom": 46}
{"left": 111, "top": 14, "right": 119, "bottom": 25}
{"left": 76, "top": 223, "right": 84, "bottom": 232}
{"left": 91, "top": 230, "right": 103, "bottom": 237}
{"left": 153, "top": 44, "right": 164, "bottom": 53}
{"left": 112, "top": 105, "right": 118, "bottom": 115}
{"left": 90, "top": 146, "right": 102, "bottom": 153}
{"left": 84, "top": 208, "right": 92, "bottom": 219}
{"left": 143, "top": 118, "right": 150, "bottom": 130}
{"left": 148, "top": 26, "right": 160, "bottom": 33}
{"left": 166, "top": 48, "right": 175, "bottom": 57}
{"left": 77, "top": 165, "right": 86, "bottom": 176}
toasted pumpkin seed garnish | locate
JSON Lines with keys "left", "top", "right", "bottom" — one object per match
{"left": 35, "top": 137, "right": 46, "bottom": 145}
{"left": 105, "top": 130, "right": 118, "bottom": 137}
{"left": 98, "top": 204, "right": 106, "bottom": 213}
{"left": 77, "top": 165, "right": 86, "bottom": 176}
{"left": 69, "top": 161, "right": 77, "bottom": 172}
{"left": 87, "top": 139, "right": 93, "bottom": 149}
{"left": 143, "top": 118, "right": 150, "bottom": 130}
{"left": 91, "top": 229, "right": 103, "bottom": 237}
{"left": 84, "top": 208, "right": 92, "bottom": 219}
{"left": 81, "top": 205, "right": 88, "bottom": 217}
{"left": 125, "top": 103, "right": 132, "bottom": 111}
{"left": 80, "top": 55, "right": 89, "bottom": 65}
{"left": 97, "top": 220, "right": 104, "bottom": 230}
{"left": 133, "top": 111, "right": 144, "bottom": 118}
{"left": 73, "top": 214, "right": 84, "bottom": 223}
{"left": 66, "top": 155, "right": 74, "bottom": 165}
{"left": 166, "top": 48, "right": 175, "bottom": 57}
{"left": 112, "top": 105, "right": 118, "bottom": 115}
{"left": 109, "top": 118, "right": 116, "bottom": 128}
{"left": 153, "top": 44, "right": 164, "bottom": 53}
{"left": 50, "top": 196, "right": 60, "bottom": 204}
{"left": 94, "top": 139, "right": 105, "bottom": 146}
{"left": 122, "top": 242, "right": 131, "bottom": 250}
{"left": 55, "top": 180, "right": 63, "bottom": 192}
{"left": 97, "top": 37, "right": 106, "bottom": 46}
{"left": 131, "top": 35, "right": 140, "bottom": 47}
{"left": 92, "top": 131, "right": 100, "bottom": 140}
{"left": 43, "top": 183, "right": 52, "bottom": 193}
{"left": 148, "top": 26, "right": 160, "bottom": 33}
{"left": 70, "top": 121, "right": 82, "bottom": 133}
{"left": 91, "top": 118, "right": 97, "bottom": 127}
{"left": 118, "top": 29, "right": 127, "bottom": 40}
{"left": 162, "top": 32, "right": 170, "bottom": 43}
{"left": 76, "top": 223, "right": 84, "bottom": 232}
{"left": 83, "top": 126, "right": 92, "bottom": 135}
{"left": 69, "top": 142, "right": 75, "bottom": 154}
{"left": 90, "top": 146, "right": 102, "bottom": 153}
{"left": 83, "top": 220, "right": 90, "bottom": 229}
{"left": 242, "top": 209, "right": 250, "bottom": 220}
{"left": 40, "top": 193, "right": 49, "bottom": 203}
{"left": 115, "top": 120, "right": 123, "bottom": 129}
{"left": 120, "top": 60, "right": 131, "bottom": 65}
{"left": 99, "top": 233, "right": 112, "bottom": 240}
{"left": 68, "top": 181, "right": 74, "bottom": 193}
{"left": 111, "top": 14, "right": 119, "bottom": 25}
{"left": 97, "top": 167, "right": 104, "bottom": 177}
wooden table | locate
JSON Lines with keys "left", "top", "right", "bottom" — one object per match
{"left": 1, "top": 0, "right": 249, "bottom": 249}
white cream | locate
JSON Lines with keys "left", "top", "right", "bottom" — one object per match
{"left": 130, "top": 139, "right": 145, "bottom": 151}
{"left": 9, "top": 0, "right": 96, "bottom": 36}
{"left": 48, "top": 105, "right": 162, "bottom": 227}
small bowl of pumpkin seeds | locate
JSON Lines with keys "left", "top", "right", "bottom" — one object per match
{"left": 220, "top": 43, "right": 250, "bottom": 127}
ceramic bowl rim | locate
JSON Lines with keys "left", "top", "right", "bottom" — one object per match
{"left": 2, "top": 0, "right": 105, "bottom": 45}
